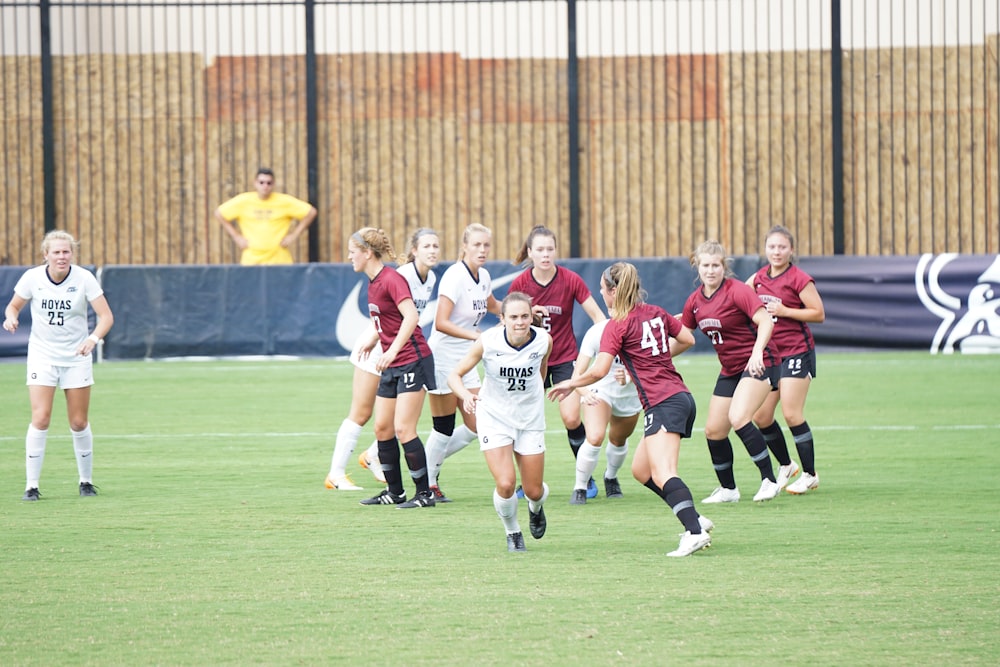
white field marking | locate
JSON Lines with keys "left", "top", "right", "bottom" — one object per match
{"left": 1, "top": 423, "right": 997, "bottom": 443}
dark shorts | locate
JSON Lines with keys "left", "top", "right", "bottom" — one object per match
{"left": 712, "top": 365, "right": 781, "bottom": 397}
{"left": 377, "top": 356, "right": 436, "bottom": 399}
{"left": 643, "top": 392, "right": 697, "bottom": 439}
{"left": 779, "top": 349, "right": 817, "bottom": 382}
{"left": 544, "top": 360, "right": 575, "bottom": 389}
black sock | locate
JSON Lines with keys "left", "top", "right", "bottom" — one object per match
{"left": 790, "top": 421, "right": 816, "bottom": 475}
{"left": 661, "top": 477, "right": 701, "bottom": 534}
{"left": 760, "top": 421, "right": 792, "bottom": 465}
{"left": 401, "top": 437, "right": 429, "bottom": 494}
{"left": 642, "top": 477, "right": 661, "bottom": 496}
{"left": 735, "top": 422, "right": 775, "bottom": 481}
{"left": 567, "top": 424, "right": 587, "bottom": 458}
{"left": 707, "top": 438, "right": 736, "bottom": 489}
{"left": 377, "top": 438, "right": 404, "bottom": 496}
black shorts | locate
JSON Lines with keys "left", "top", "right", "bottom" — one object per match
{"left": 377, "top": 356, "right": 436, "bottom": 399}
{"left": 544, "top": 360, "right": 575, "bottom": 389}
{"left": 643, "top": 392, "right": 697, "bottom": 439}
{"left": 779, "top": 349, "right": 817, "bottom": 381}
{"left": 712, "top": 366, "right": 781, "bottom": 398}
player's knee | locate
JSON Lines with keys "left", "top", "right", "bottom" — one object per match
{"left": 432, "top": 414, "right": 456, "bottom": 437}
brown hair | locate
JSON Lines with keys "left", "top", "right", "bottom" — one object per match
{"left": 501, "top": 290, "right": 533, "bottom": 316}
{"left": 513, "top": 225, "right": 556, "bottom": 265}
{"left": 601, "top": 262, "right": 646, "bottom": 321}
{"left": 405, "top": 227, "right": 439, "bottom": 264}
{"left": 764, "top": 225, "right": 798, "bottom": 264}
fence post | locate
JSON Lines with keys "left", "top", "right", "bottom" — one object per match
{"left": 40, "top": 0, "right": 56, "bottom": 233}
{"left": 566, "top": 0, "right": 581, "bottom": 258}
{"left": 831, "top": 0, "right": 845, "bottom": 255}
{"left": 305, "top": 0, "right": 320, "bottom": 262}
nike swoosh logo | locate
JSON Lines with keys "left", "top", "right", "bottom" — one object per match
{"left": 791, "top": 369, "right": 801, "bottom": 375}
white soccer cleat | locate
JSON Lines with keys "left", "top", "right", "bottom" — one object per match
{"left": 358, "top": 453, "right": 386, "bottom": 484}
{"left": 786, "top": 472, "right": 819, "bottom": 495}
{"left": 702, "top": 487, "right": 740, "bottom": 504}
{"left": 667, "top": 530, "right": 712, "bottom": 557}
{"left": 698, "top": 515, "right": 715, "bottom": 533}
{"left": 325, "top": 474, "right": 363, "bottom": 491}
{"left": 753, "top": 478, "right": 781, "bottom": 502}
{"left": 775, "top": 460, "right": 800, "bottom": 490}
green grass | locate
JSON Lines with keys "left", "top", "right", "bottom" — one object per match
{"left": 0, "top": 352, "right": 997, "bottom": 666}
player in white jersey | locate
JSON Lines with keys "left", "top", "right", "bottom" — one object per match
{"left": 568, "top": 319, "right": 643, "bottom": 504}
{"left": 324, "top": 228, "right": 440, "bottom": 490}
{"left": 448, "top": 292, "right": 552, "bottom": 552}
{"left": 423, "top": 223, "right": 500, "bottom": 502}
{"left": 3, "top": 231, "right": 114, "bottom": 501}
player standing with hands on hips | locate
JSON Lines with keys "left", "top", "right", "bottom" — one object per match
{"left": 448, "top": 292, "right": 552, "bottom": 553}
{"left": 3, "top": 231, "right": 114, "bottom": 500}
{"left": 549, "top": 263, "right": 714, "bottom": 558}
{"left": 746, "top": 225, "right": 825, "bottom": 494}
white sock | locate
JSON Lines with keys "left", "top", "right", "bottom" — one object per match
{"left": 328, "top": 419, "right": 362, "bottom": 478}
{"left": 72, "top": 424, "right": 94, "bottom": 483}
{"left": 575, "top": 443, "right": 602, "bottom": 490}
{"left": 424, "top": 429, "right": 450, "bottom": 486}
{"left": 25, "top": 424, "right": 48, "bottom": 490}
{"left": 605, "top": 440, "right": 629, "bottom": 480}
{"left": 444, "top": 425, "right": 476, "bottom": 457}
{"left": 493, "top": 488, "right": 520, "bottom": 533}
{"left": 527, "top": 482, "right": 549, "bottom": 514}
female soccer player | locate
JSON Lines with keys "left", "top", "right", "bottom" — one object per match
{"left": 423, "top": 223, "right": 501, "bottom": 502}
{"left": 566, "top": 318, "right": 642, "bottom": 505}
{"left": 348, "top": 228, "right": 436, "bottom": 509}
{"left": 677, "top": 240, "right": 782, "bottom": 504}
{"left": 3, "top": 230, "right": 114, "bottom": 500}
{"left": 509, "top": 226, "right": 605, "bottom": 498}
{"left": 448, "top": 292, "right": 552, "bottom": 552}
{"left": 324, "top": 228, "right": 440, "bottom": 491}
{"left": 746, "top": 225, "right": 826, "bottom": 495}
{"left": 549, "top": 263, "right": 713, "bottom": 558}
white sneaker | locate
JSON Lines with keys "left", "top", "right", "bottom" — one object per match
{"left": 667, "top": 530, "right": 712, "bottom": 557}
{"left": 702, "top": 487, "right": 740, "bottom": 504}
{"left": 753, "top": 478, "right": 781, "bottom": 502}
{"left": 775, "top": 460, "right": 800, "bottom": 489}
{"left": 698, "top": 515, "right": 715, "bottom": 533}
{"left": 786, "top": 471, "right": 819, "bottom": 495}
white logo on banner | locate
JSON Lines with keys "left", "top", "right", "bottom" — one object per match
{"left": 915, "top": 254, "right": 1000, "bottom": 354}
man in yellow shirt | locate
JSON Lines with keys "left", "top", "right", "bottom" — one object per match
{"left": 215, "top": 168, "right": 318, "bottom": 265}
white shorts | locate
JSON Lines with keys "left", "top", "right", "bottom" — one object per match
{"left": 428, "top": 345, "right": 481, "bottom": 395}
{"left": 26, "top": 359, "right": 94, "bottom": 389}
{"left": 477, "top": 410, "right": 546, "bottom": 455}
{"left": 350, "top": 326, "right": 382, "bottom": 377}
{"left": 584, "top": 381, "right": 643, "bottom": 418}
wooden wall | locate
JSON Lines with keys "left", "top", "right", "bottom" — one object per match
{"left": 0, "top": 39, "right": 997, "bottom": 267}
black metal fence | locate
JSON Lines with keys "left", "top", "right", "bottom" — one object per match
{"left": 0, "top": 0, "right": 997, "bottom": 266}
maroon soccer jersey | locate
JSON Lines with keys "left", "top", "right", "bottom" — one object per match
{"left": 509, "top": 266, "right": 594, "bottom": 365}
{"left": 749, "top": 264, "right": 816, "bottom": 357}
{"left": 368, "top": 265, "right": 431, "bottom": 367}
{"left": 599, "top": 303, "right": 690, "bottom": 410}
{"left": 681, "top": 278, "right": 779, "bottom": 376}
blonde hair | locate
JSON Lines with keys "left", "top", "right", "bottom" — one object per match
{"left": 350, "top": 227, "right": 396, "bottom": 262}
{"left": 459, "top": 223, "right": 492, "bottom": 260}
{"left": 690, "top": 240, "right": 735, "bottom": 278}
{"left": 41, "top": 230, "right": 79, "bottom": 257}
{"left": 513, "top": 225, "right": 556, "bottom": 265}
{"left": 601, "top": 262, "right": 646, "bottom": 321}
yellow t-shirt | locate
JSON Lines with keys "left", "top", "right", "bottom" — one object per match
{"left": 218, "top": 192, "right": 314, "bottom": 265}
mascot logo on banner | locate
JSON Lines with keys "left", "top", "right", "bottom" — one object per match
{"left": 916, "top": 254, "right": 1000, "bottom": 354}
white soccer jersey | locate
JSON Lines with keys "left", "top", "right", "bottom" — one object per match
{"left": 352, "top": 262, "right": 437, "bottom": 374}
{"left": 579, "top": 319, "right": 642, "bottom": 415}
{"left": 477, "top": 324, "right": 551, "bottom": 431}
{"left": 428, "top": 261, "right": 492, "bottom": 360}
{"left": 14, "top": 264, "right": 103, "bottom": 366}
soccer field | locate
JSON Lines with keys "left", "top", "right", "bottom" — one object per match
{"left": 0, "top": 351, "right": 997, "bottom": 666}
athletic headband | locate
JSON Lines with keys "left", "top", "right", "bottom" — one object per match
{"left": 350, "top": 232, "right": 370, "bottom": 249}
{"left": 602, "top": 266, "right": 617, "bottom": 287}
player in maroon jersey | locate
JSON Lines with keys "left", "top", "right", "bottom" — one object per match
{"left": 678, "top": 240, "right": 783, "bottom": 504}
{"left": 746, "top": 225, "right": 825, "bottom": 495}
{"left": 510, "top": 226, "right": 606, "bottom": 498}
{"left": 548, "top": 262, "right": 714, "bottom": 558}
{"left": 348, "top": 227, "right": 437, "bottom": 509}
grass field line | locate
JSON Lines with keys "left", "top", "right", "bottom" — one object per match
{"left": 1, "top": 422, "right": 997, "bottom": 442}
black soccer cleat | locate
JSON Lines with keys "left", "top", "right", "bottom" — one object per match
{"left": 360, "top": 489, "right": 406, "bottom": 506}
{"left": 79, "top": 482, "right": 98, "bottom": 497}
{"left": 604, "top": 477, "right": 623, "bottom": 499}
{"left": 506, "top": 531, "right": 527, "bottom": 552}
{"left": 22, "top": 488, "right": 41, "bottom": 502}
{"left": 397, "top": 490, "right": 436, "bottom": 509}
{"left": 528, "top": 505, "right": 547, "bottom": 539}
